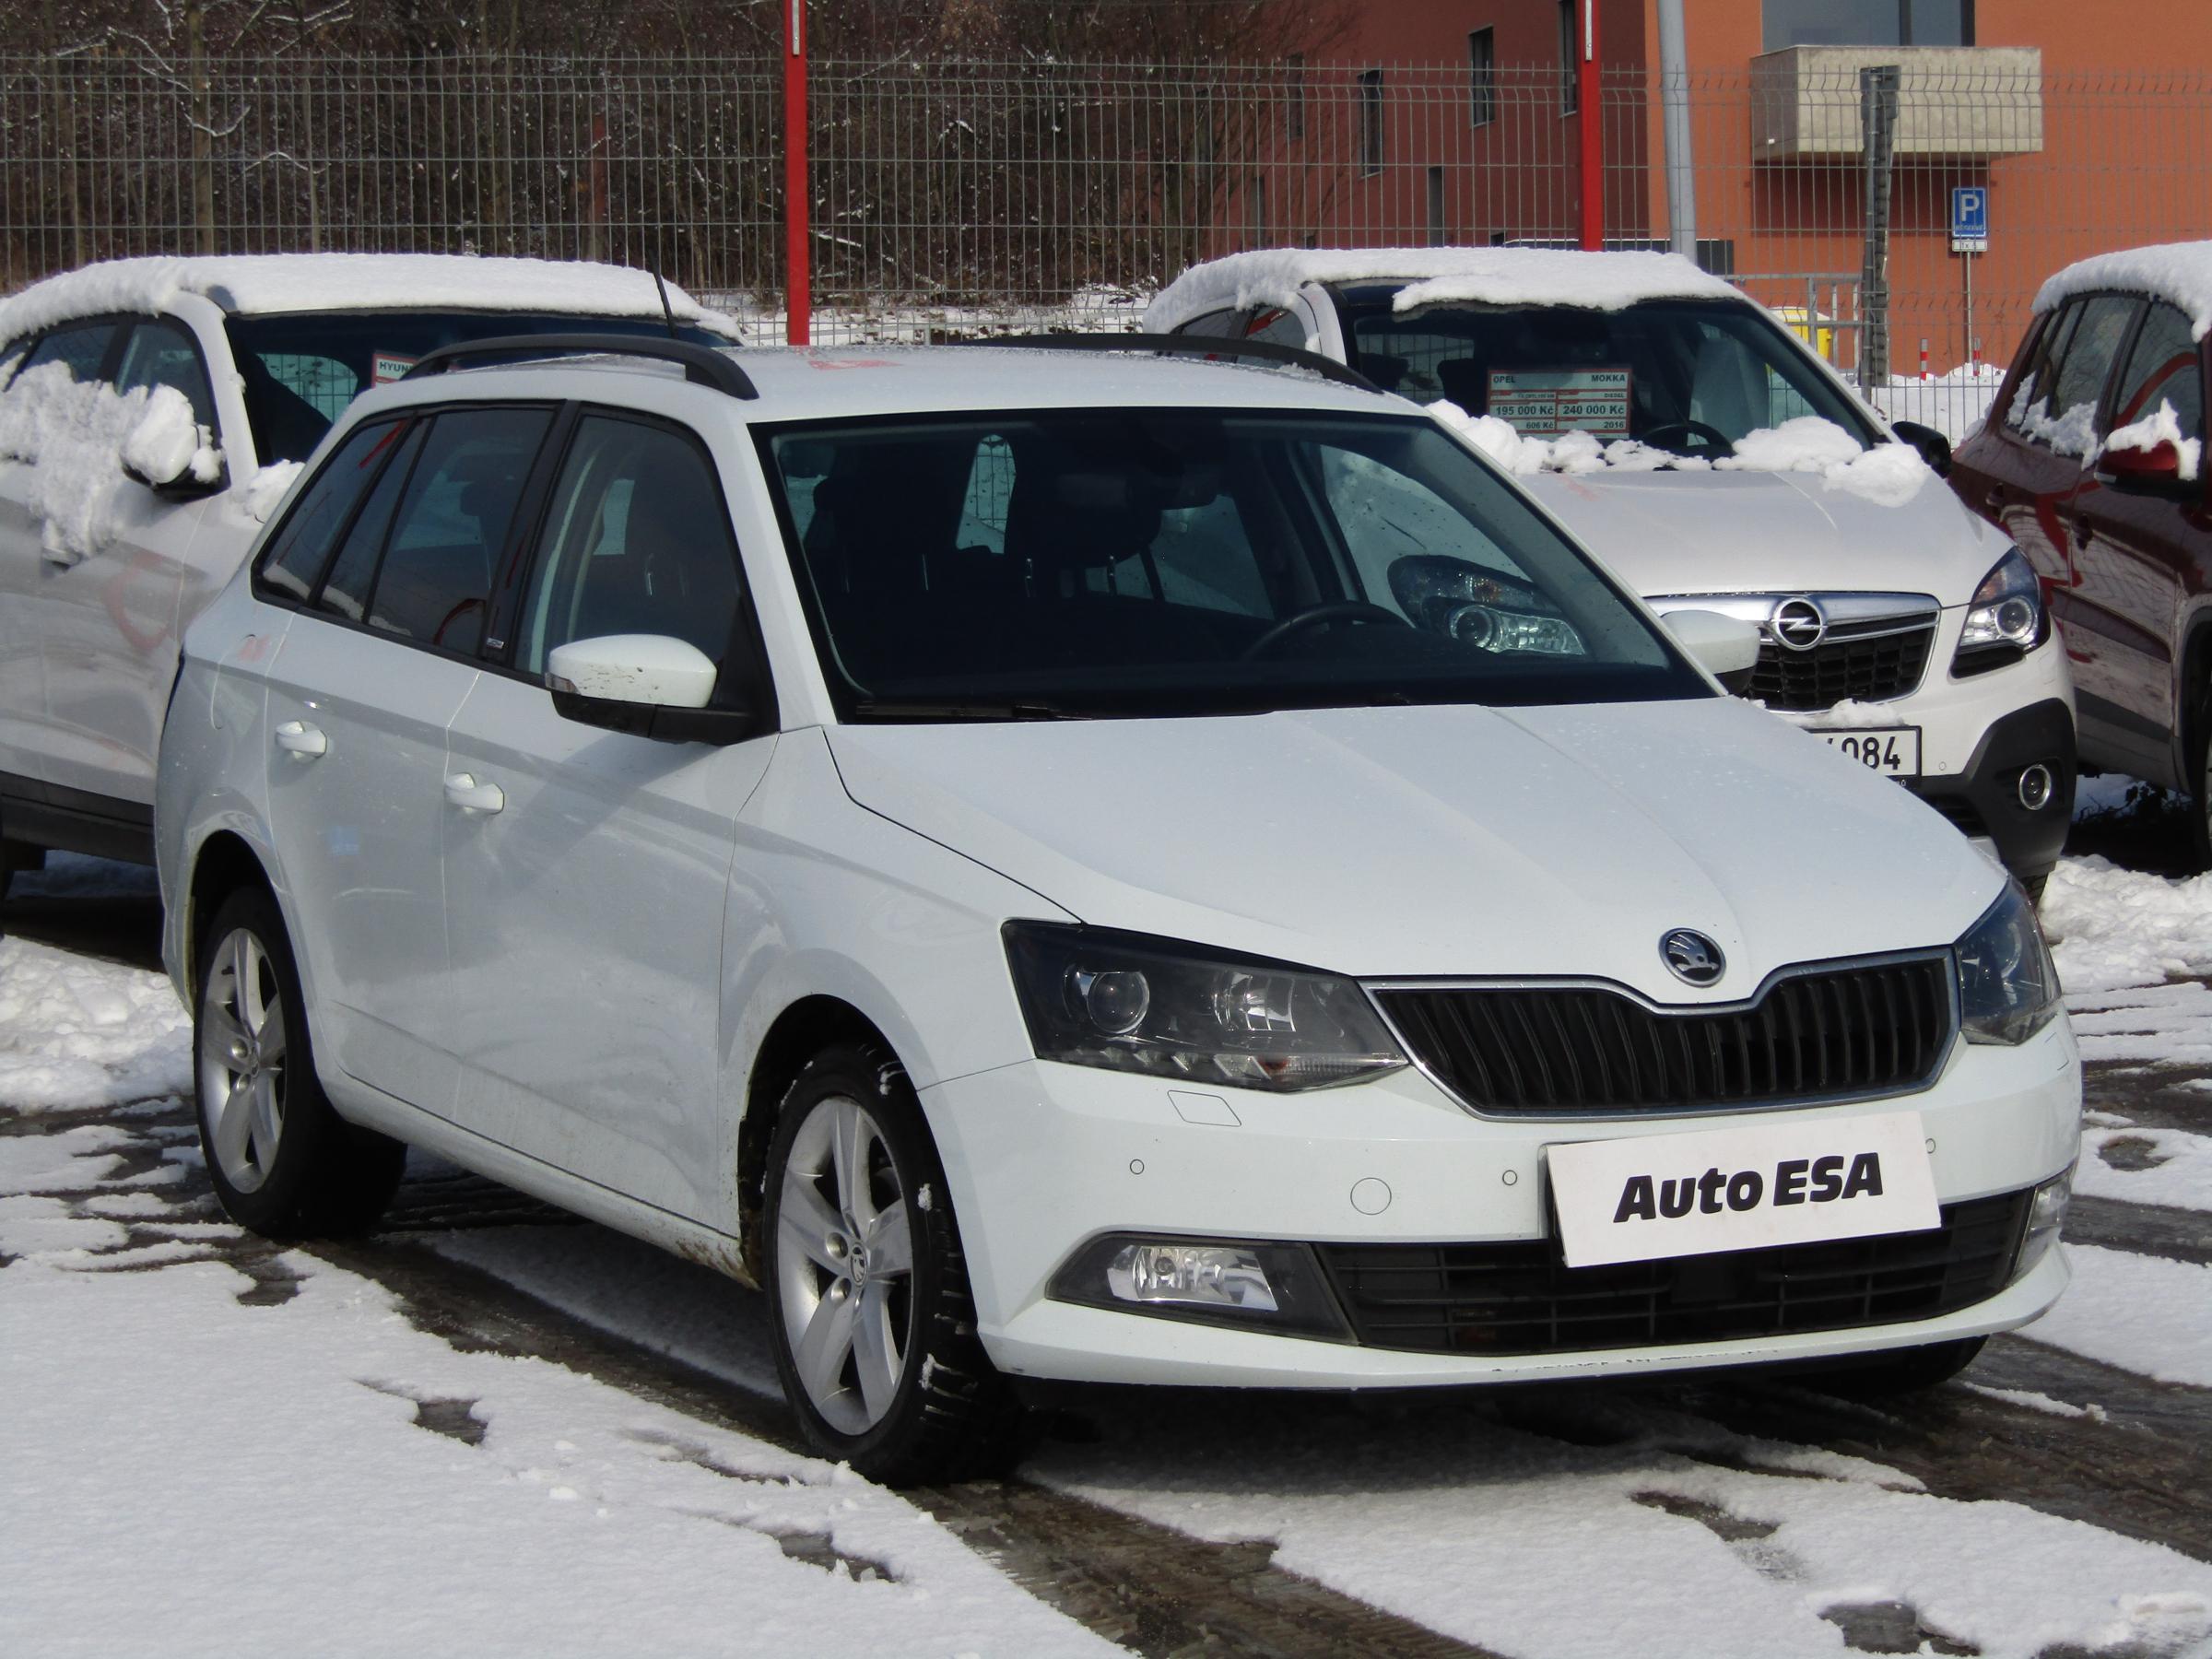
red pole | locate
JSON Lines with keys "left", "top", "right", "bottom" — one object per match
{"left": 1577, "top": 0, "right": 1603, "bottom": 251}
{"left": 783, "top": 0, "right": 810, "bottom": 347}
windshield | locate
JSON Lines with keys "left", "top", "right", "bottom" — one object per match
{"left": 224, "top": 311, "right": 732, "bottom": 465}
{"left": 1334, "top": 290, "right": 1879, "bottom": 461}
{"left": 759, "top": 408, "right": 1708, "bottom": 722}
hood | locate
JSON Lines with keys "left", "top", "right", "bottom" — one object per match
{"left": 1522, "top": 467, "right": 2013, "bottom": 605}
{"left": 827, "top": 697, "right": 2001, "bottom": 1004}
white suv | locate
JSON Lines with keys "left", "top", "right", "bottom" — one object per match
{"left": 1147, "top": 249, "right": 2078, "bottom": 896}
{"left": 159, "top": 335, "right": 2079, "bottom": 1483}
{"left": 0, "top": 253, "right": 735, "bottom": 890}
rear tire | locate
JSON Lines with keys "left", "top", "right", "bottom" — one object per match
{"left": 763, "top": 1041, "right": 1021, "bottom": 1485}
{"left": 194, "top": 887, "right": 404, "bottom": 1238}
{"left": 2193, "top": 712, "right": 2212, "bottom": 871}
{"left": 1798, "top": 1335, "right": 1987, "bottom": 1398}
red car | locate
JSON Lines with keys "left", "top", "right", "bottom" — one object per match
{"left": 1951, "top": 242, "right": 2212, "bottom": 855}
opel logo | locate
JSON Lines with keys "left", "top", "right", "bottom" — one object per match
{"left": 1771, "top": 597, "right": 1827, "bottom": 652}
{"left": 1660, "top": 929, "right": 1726, "bottom": 987}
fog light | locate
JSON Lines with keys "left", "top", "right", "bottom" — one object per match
{"left": 1047, "top": 1233, "right": 1352, "bottom": 1339}
{"left": 2017, "top": 763, "right": 2055, "bottom": 811}
{"left": 1108, "top": 1242, "right": 1278, "bottom": 1312}
{"left": 2015, "top": 1171, "right": 2071, "bottom": 1281}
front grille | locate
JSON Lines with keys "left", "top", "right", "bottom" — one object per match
{"left": 1375, "top": 955, "right": 1954, "bottom": 1117}
{"left": 1750, "top": 624, "right": 1935, "bottom": 712}
{"left": 1317, "top": 1190, "right": 2028, "bottom": 1356}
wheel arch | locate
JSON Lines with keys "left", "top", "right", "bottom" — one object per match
{"left": 2177, "top": 606, "right": 2212, "bottom": 791}
{"left": 738, "top": 994, "right": 902, "bottom": 1272}
{"left": 182, "top": 829, "right": 276, "bottom": 1006}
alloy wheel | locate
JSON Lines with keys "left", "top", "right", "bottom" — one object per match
{"left": 198, "top": 926, "right": 288, "bottom": 1194}
{"left": 774, "top": 1095, "right": 918, "bottom": 1436}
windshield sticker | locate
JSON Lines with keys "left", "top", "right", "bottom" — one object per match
{"left": 371, "top": 351, "right": 418, "bottom": 385}
{"left": 1487, "top": 367, "right": 1631, "bottom": 439}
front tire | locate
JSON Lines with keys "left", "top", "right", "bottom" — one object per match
{"left": 763, "top": 1041, "right": 1019, "bottom": 1484}
{"left": 194, "top": 887, "right": 404, "bottom": 1237}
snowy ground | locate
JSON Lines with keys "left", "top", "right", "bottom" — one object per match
{"left": 6, "top": 807, "right": 2212, "bottom": 1657}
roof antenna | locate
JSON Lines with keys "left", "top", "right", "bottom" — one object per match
{"left": 650, "top": 266, "right": 680, "bottom": 342}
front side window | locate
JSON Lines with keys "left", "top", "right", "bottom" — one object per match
{"left": 2106, "top": 300, "right": 2205, "bottom": 453}
{"left": 114, "top": 318, "right": 217, "bottom": 429}
{"left": 1335, "top": 290, "right": 1878, "bottom": 457}
{"left": 2017, "top": 294, "right": 2139, "bottom": 457}
{"left": 363, "top": 406, "right": 551, "bottom": 653}
{"left": 760, "top": 408, "right": 1700, "bottom": 721}
{"left": 515, "top": 414, "right": 751, "bottom": 702}
{"left": 22, "top": 323, "right": 118, "bottom": 383}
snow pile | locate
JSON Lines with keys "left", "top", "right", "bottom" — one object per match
{"left": 0, "top": 253, "right": 739, "bottom": 344}
{"left": 0, "top": 362, "right": 223, "bottom": 561}
{"left": 2041, "top": 855, "right": 2212, "bottom": 994}
{"left": 233, "top": 458, "right": 303, "bottom": 525}
{"left": 2100, "top": 395, "right": 2204, "bottom": 481}
{"left": 2033, "top": 239, "right": 2212, "bottom": 341}
{"left": 2016, "top": 395, "right": 2100, "bottom": 459}
{"left": 2029, "top": 1245, "right": 2212, "bottom": 1389}
{"left": 1145, "top": 246, "right": 1737, "bottom": 331}
{"left": 0, "top": 935, "right": 189, "bottom": 1111}
{"left": 1867, "top": 362, "right": 2006, "bottom": 443}
{"left": 118, "top": 383, "right": 222, "bottom": 489}
{"left": 1433, "top": 402, "right": 1931, "bottom": 504}
{"left": 2074, "top": 1118, "right": 2212, "bottom": 1212}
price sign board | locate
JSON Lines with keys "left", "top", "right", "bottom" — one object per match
{"left": 1487, "top": 366, "right": 1631, "bottom": 438}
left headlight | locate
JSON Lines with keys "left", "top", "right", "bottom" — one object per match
{"left": 1003, "top": 922, "right": 1407, "bottom": 1092}
{"left": 1955, "top": 883, "right": 2060, "bottom": 1045}
{"left": 1954, "top": 547, "right": 2045, "bottom": 665}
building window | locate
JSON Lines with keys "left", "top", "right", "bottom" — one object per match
{"left": 1559, "top": 1, "right": 1579, "bottom": 115}
{"left": 1468, "top": 28, "right": 1496, "bottom": 127}
{"left": 1427, "top": 167, "right": 1446, "bottom": 245}
{"left": 1287, "top": 53, "right": 1305, "bottom": 140}
{"left": 1762, "top": 0, "right": 1974, "bottom": 50}
{"left": 1359, "top": 69, "right": 1384, "bottom": 175}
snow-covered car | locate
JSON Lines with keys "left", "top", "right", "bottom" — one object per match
{"left": 0, "top": 253, "right": 739, "bottom": 893}
{"left": 1147, "top": 249, "right": 2078, "bottom": 897}
{"left": 159, "top": 335, "right": 2078, "bottom": 1483}
{"left": 1949, "top": 241, "right": 2212, "bottom": 857}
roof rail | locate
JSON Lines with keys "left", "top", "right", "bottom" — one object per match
{"left": 962, "top": 332, "right": 1382, "bottom": 394}
{"left": 403, "top": 334, "right": 758, "bottom": 399}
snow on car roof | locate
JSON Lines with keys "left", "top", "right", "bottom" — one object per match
{"left": 0, "top": 253, "right": 738, "bottom": 343}
{"left": 1145, "top": 246, "right": 1742, "bottom": 329}
{"left": 2034, "top": 240, "right": 2212, "bottom": 341}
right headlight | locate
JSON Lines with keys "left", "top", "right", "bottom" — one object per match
{"left": 1954, "top": 547, "right": 2046, "bottom": 667}
{"left": 1002, "top": 922, "right": 1406, "bottom": 1091}
{"left": 1954, "top": 883, "right": 2061, "bottom": 1045}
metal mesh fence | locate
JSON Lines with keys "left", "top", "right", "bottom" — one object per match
{"left": 5, "top": 52, "right": 2211, "bottom": 429}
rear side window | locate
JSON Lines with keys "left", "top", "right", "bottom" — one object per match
{"left": 2107, "top": 301, "right": 2205, "bottom": 451}
{"left": 22, "top": 323, "right": 118, "bottom": 382}
{"left": 114, "top": 318, "right": 217, "bottom": 429}
{"left": 515, "top": 415, "right": 751, "bottom": 701}
{"left": 256, "top": 418, "right": 412, "bottom": 603}
{"left": 318, "top": 423, "right": 429, "bottom": 622}
{"left": 366, "top": 407, "right": 551, "bottom": 653}
{"left": 1173, "top": 309, "right": 1246, "bottom": 339}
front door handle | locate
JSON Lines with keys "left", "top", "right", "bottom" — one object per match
{"left": 273, "top": 720, "right": 326, "bottom": 759}
{"left": 443, "top": 772, "right": 505, "bottom": 813}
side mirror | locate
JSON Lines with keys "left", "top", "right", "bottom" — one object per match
{"left": 1663, "top": 608, "right": 1762, "bottom": 696}
{"left": 2094, "top": 437, "right": 2185, "bottom": 488}
{"left": 1890, "top": 420, "right": 1952, "bottom": 477}
{"left": 121, "top": 399, "right": 228, "bottom": 498}
{"left": 546, "top": 634, "right": 763, "bottom": 745}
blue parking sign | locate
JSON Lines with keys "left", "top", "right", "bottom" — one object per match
{"left": 1950, "top": 186, "right": 1988, "bottom": 253}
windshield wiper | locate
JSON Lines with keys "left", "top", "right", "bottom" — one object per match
{"left": 851, "top": 697, "right": 1094, "bottom": 722}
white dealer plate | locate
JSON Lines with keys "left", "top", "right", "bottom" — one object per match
{"left": 1546, "top": 1110, "right": 1940, "bottom": 1269}
{"left": 1818, "top": 725, "right": 1921, "bottom": 780}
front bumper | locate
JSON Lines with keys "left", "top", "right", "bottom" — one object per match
{"left": 1904, "top": 697, "right": 2077, "bottom": 884}
{"left": 921, "top": 1017, "right": 2081, "bottom": 1388}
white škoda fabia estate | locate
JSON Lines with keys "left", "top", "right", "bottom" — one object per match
{"left": 158, "top": 335, "right": 2080, "bottom": 1483}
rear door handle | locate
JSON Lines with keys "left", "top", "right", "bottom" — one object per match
{"left": 443, "top": 772, "right": 504, "bottom": 814}
{"left": 273, "top": 720, "right": 326, "bottom": 759}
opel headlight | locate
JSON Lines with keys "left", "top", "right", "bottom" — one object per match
{"left": 1003, "top": 923, "right": 1406, "bottom": 1091}
{"left": 1955, "top": 883, "right": 2060, "bottom": 1045}
{"left": 1955, "top": 548, "right": 2045, "bottom": 665}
